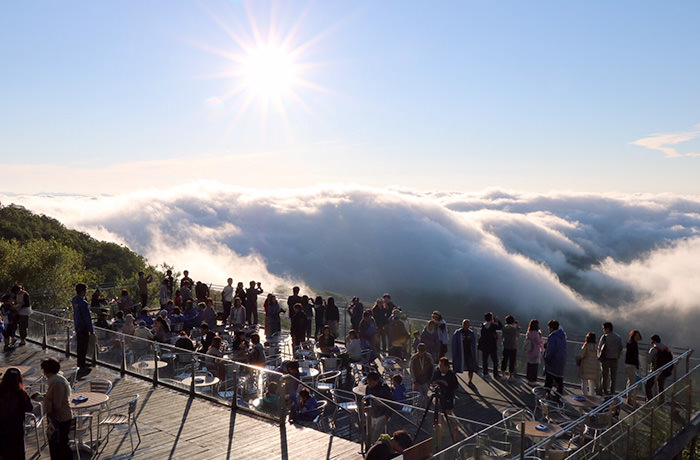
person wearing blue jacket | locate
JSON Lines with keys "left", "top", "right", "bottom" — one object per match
{"left": 72, "top": 283, "right": 94, "bottom": 372}
{"left": 544, "top": 320, "right": 567, "bottom": 395}
{"left": 452, "top": 319, "right": 478, "bottom": 385}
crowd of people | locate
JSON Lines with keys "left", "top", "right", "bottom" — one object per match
{"left": 0, "top": 275, "right": 680, "bottom": 460}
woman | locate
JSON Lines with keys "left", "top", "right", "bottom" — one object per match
{"left": 206, "top": 336, "right": 226, "bottom": 379}
{"left": 290, "top": 303, "right": 308, "bottom": 349}
{"left": 39, "top": 358, "right": 73, "bottom": 459}
{"left": 578, "top": 332, "right": 598, "bottom": 396}
{"left": 326, "top": 297, "right": 340, "bottom": 338}
{"left": 234, "top": 282, "right": 247, "bottom": 304}
{"left": 346, "top": 329, "right": 363, "bottom": 362}
{"left": 420, "top": 320, "right": 440, "bottom": 361}
{"left": 313, "top": 296, "right": 326, "bottom": 338}
{"left": 153, "top": 315, "right": 171, "bottom": 343}
{"left": 432, "top": 311, "right": 450, "bottom": 358}
{"left": 117, "top": 288, "right": 134, "bottom": 314}
{"left": 0, "top": 367, "right": 33, "bottom": 460}
{"left": 121, "top": 313, "right": 136, "bottom": 335}
{"left": 452, "top": 319, "right": 478, "bottom": 385}
{"left": 266, "top": 294, "right": 282, "bottom": 339}
{"left": 317, "top": 325, "right": 337, "bottom": 355}
{"left": 625, "top": 330, "right": 642, "bottom": 405}
{"left": 525, "top": 319, "right": 543, "bottom": 385}
{"left": 359, "top": 309, "right": 378, "bottom": 352}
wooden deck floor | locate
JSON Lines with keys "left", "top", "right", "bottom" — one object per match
{"left": 2, "top": 343, "right": 363, "bottom": 460}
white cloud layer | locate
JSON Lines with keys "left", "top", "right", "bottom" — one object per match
{"left": 4, "top": 183, "right": 700, "bottom": 347}
{"left": 632, "top": 124, "right": 700, "bottom": 158}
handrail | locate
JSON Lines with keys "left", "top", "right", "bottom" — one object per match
{"left": 520, "top": 347, "right": 695, "bottom": 458}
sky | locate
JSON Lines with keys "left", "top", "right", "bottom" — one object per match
{"left": 1, "top": 1, "right": 700, "bottom": 195}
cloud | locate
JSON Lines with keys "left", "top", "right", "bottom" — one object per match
{"left": 4, "top": 183, "right": 700, "bottom": 347}
{"left": 632, "top": 124, "right": 700, "bottom": 158}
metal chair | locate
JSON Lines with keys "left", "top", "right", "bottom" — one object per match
{"left": 329, "top": 388, "right": 360, "bottom": 436}
{"left": 97, "top": 394, "right": 141, "bottom": 455}
{"left": 316, "top": 370, "right": 341, "bottom": 394}
{"left": 69, "top": 414, "right": 94, "bottom": 460}
{"left": 74, "top": 377, "right": 113, "bottom": 395}
{"left": 24, "top": 401, "right": 44, "bottom": 453}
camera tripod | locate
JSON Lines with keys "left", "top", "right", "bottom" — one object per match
{"left": 414, "top": 386, "right": 458, "bottom": 444}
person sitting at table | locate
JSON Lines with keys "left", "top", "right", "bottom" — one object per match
{"left": 281, "top": 360, "right": 301, "bottom": 406}
{"left": 198, "top": 322, "right": 215, "bottom": 353}
{"left": 317, "top": 325, "right": 336, "bottom": 355}
{"left": 121, "top": 313, "right": 136, "bottom": 335}
{"left": 365, "top": 430, "right": 414, "bottom": 460}
{"left": 206, "top": 336, "right": 226, "bottom": 379}
{"left": 228, "top": 297, "right": 246, "bottom": 330}
{"left": 364, "top": 371, "right": 393, "bottom": 444}
{"left": 231, "top": 330, "right": 248, "bottom": 352}
{"left": 136, "top": 308, "right": 154, "bottom": 328}
{"left": 0, "top": 367, "right": 33, "bottom": 460}
{"left": 158, "top": 309, "right": 171, "bottom": 327}
{"left": 391, "top": 373, "right": 406, "bottom": 404}
{"left": 132, "top": 320, "right": 154, "bottom": 355}
{"left": 169, "top": 307, "right": 184, "bottom": 331}
{"left": 153, "top": 315, "right": 171, "bottom": 343}
{"left": 182, "top": 300, "right": 198, "bottom": 331}
{"left": 37, "top": 358, "right": 73, "bottom": 459}
{"left": 174, "top": 331, "right": 195, "bottom": 351}
{"left": 261, "top": 381, "right": 281, "bottom": 415}
{"left": 203, "top": 298, "right": 217, "bottom": 330}
{"left": 289, "top": 388, "right": 319, "bottom": 424}
{"left": 117, "top": 288, "right": 135, "bottom": 314}
{"left": 346, "top": 329, "right": 363, "bottom": 362}
{"left": 112, "top": 310, "right": 125, "bottom": 331}
{"left": 290, "top": 303, "right": 308, "bottom": 350}
{"left": 248, "top": 333, "right": 266, "bottom": 366}
{"left": 409, "top": 343, "right": 434, "bottom": 404}
{"left": 94, "top": 311, "right": 111, "bottom": 330}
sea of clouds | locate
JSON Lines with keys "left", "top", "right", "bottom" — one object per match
{"left": 4, "top": 183, "right": 700, "bottom": 347}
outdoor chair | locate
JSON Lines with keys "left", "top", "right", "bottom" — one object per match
{"left": 74, "top": 377, "right": 113, "bottom": 395}
{"left": 316, "top": 370, "right": 341, "bottom": 394}
{"left": 69, "top": 414, "right": 94, "bottom": 460}
{"left": 25, "top": 400, "right": 44, "bottom": 453}
{"left": 97, "top": 394, "right": 141, "bottom": 456}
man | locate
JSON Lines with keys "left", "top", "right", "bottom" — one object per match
{"left": 12, "top": 285, "right": 31, "bottom": 346}
{"left": 72, "top": 283, "right": 94, "bottom": 372}
{"left": 544, "top": 320, "right": 567, "bottom": 396}
{"left": 347, "top": 296, "right": 364, "bottom": 331}
{"left": 598, "top": 321, "right": 623, "bottom": 395}
{"left": 180, "top": 270, "right": 193, "bottom": 290}
{"left": 137, "top": 271, "right": 153, "bottom": 312}
{"left": 199, "top": 322, "right": 215, "bottom": 352}
{"left": 452, "top": 319, "right": 478, "bottom": 385}
{"left": 365, "top": 430, "right": 413, "bottom": 460}
{"left": 431, "top": 357, "right": 460, "bottom": 440}
{"left": 364, "top": 371, "right": 393, "bottom": 444}
{"left": 1, "top": 294, "right": 18, "bottom": 351}
{"left": 221, "top": 278, "right": 234, "bottom": 326}
{"left": 195, "top": 281, "right": 209, "bottom": 304}
{"left": 36, "top": 358, "right": 73, "bottom": 459}
{"left": 372, "top": 299, "right": 391, "bottom": 352}
{"left": 287, "top": 286, "right": 302, "bottom": 319}
{"left": 163, "top": 269, "right": 174, "bottom": 299}
{"left": 646, "top": 334, "right": 673, "bottom": 400}
{"left": 245, "top": 281, "right": 263, "bottom": 325}
{"left": 478, "top": 312, "right": 503, "bottom": 379}
{"left": 409, "top": 343, "right": 434, "bottom": 404}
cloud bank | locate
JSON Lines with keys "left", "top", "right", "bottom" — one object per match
{"left": 4, "top": 183, "right": 700, "bottom": 347}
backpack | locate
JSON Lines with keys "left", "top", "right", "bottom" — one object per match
{"left": 656, "top": 347, "right": 674, "bottom": 377}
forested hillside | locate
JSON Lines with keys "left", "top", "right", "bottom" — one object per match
{"left": 0, "top": 203, "right": 154, "bottom": 308}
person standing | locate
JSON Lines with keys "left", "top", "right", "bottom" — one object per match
{"left": 577, "top": 332, "right": 598, "bottom": 396}
{"left": 38, "top": 358, "right": 73, "bottom": 459}
{"left": 409, "top": 343, "right": 434, "bottom": 405}
{"left": 221, "top": 278, "right": 234, "bottom": 326}
{"left": 431, "top": 357, "right": 460, "bottom": 440}
{"left": 245, "top": 281, "right": 263, "bottom": 325}
{"left": 646, "top": 334, "right": 673, "bottom": 401}
{"left": 0, "top": 367, "right": 33, "bottom": 460}
{"left": 72, "top": 283, "right": 94, "bottom": 373}
{"left": 287, "top": 286, "right": 302, "bottom": 319}
{"left": 544, "top": 320, "right": 567, "bottom": 395}
{"left": 625, "top": 330, "right": 642, "bottom": 405}
{"left": 136, "top": 271, "right": 153, "bottom": 312}
{"left": 347, "top": 296, "right": 364, "bottom": 331}
{"left": 452, "top": 319, "right": 478, "bottom": 385}
{"left": 500, "top": 315, "right": 521, "bottom": 381}
{"left": 1, "top": 294, "right": 18, "bottom": 351}
{"left": 598, "top": 322, "right": 623, "bottom": 395}
{"left": 525, "top": 319, "right": 543, "bottom": 385}
{"left": 478, "top": 312, "right": 503, "bottom": 379}
{"left": 326, "top": 297, "right": 340, "bottom": 338}
{"left": 12, "top": 285, "right": 31, "bottom": 346}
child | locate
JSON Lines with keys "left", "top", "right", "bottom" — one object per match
{"left": 290, "top": 388, "right": 319, "bottom": 423}
{"left": 412, "top": 331, "right": 421, "bottom": 353}
{"left": 392, "top": 374, "right": 406, "bottom": 403}
{"left": 261, "top": 381, "right": 281, "bottom": 415}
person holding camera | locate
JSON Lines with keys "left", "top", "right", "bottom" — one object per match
{"left": 431, "top": 357, "right": 459, "bottom": 440}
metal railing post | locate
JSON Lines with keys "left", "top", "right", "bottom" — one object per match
{"left": 520, "top": 421, "right": 525, "bottom": 459}
{"left": 91, "top": 336, "right": 98, "bottom": 367}
{"left": 42, "top": 317, "right": 47, "bottom": 349}
{"left": 120, "top": 337, "right": 126, "bottom": 377}
{"left": 190, "top": 357, "right": 196, "bottom": 397}
{"left": 231, "top": 368, "right": 237, "bottom": 408}
{"left": 65, "top": 326, "right": 70, "bottom": 358}
{"left": 648, "top": 405, "right": 654, "bottom": 456}
{"left": 153, "top": 347, "right": 159, "bottom": 388}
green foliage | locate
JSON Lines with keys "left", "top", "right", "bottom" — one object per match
{"left": 0, "top": 239, "right": 94, "bottom": 308}
{"left": 0, "top": 203, "right": 146, "bottom": 280}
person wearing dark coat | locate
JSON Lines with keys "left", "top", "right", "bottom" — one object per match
{"left": 478, "top": 312, "right": 502, "bottom": 379}
{"left": 290, "top": 303, "right": 308, "bottom": 349}
{"left": 452, "top": 319, "right": 478, "bottom": 385}
{"left": 0, "top": 368, "right": 34, "bottom": 460}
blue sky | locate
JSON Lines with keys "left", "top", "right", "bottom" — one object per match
{"left": 1, "top": 1, "right": 699, "bottom": 194}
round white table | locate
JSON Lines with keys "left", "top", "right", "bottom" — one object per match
{"left": 181, "top": 375, "right": 220, "bottom": 388}
{"left": 70, "top": 391, "right": 110, "bottom": 410}
{"left": 131, "top": 360, "right": 168, "bottom": 371}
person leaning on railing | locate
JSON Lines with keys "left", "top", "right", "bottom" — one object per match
{"left": 645, "top": 334, "right": 673, "bottom": 401}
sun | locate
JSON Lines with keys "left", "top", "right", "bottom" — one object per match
{"left": 240, "top": 44, "right": 299, "bottom": 101}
